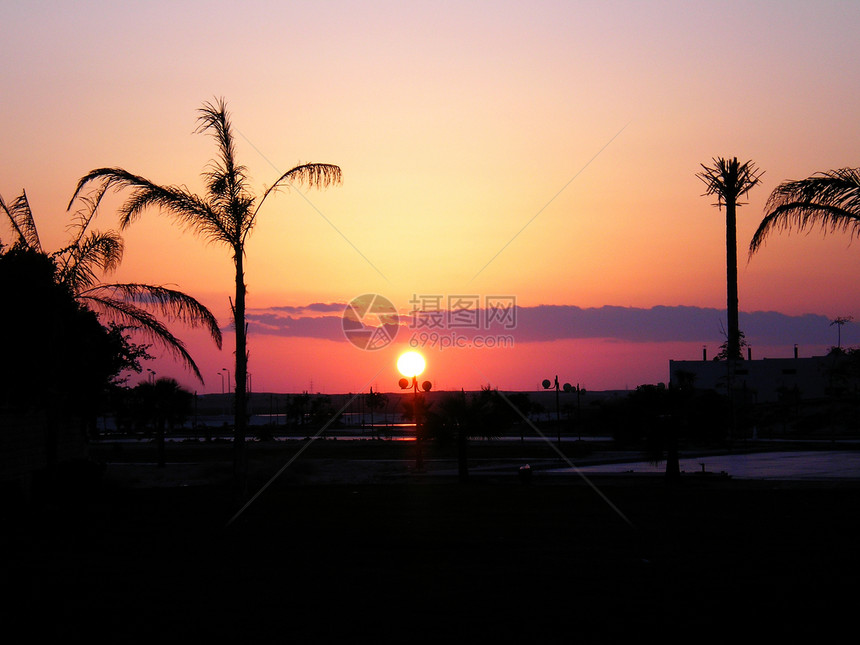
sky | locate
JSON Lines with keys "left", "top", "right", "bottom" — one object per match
{"left": 2, "top": 0, "right": 860, "bottom": 395}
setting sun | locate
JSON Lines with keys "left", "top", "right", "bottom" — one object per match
{"left": 4, "top": 2, "right": 860, "bottom": 399}
{"left": 397, "top": 351, "right": 426, "bottom": 378}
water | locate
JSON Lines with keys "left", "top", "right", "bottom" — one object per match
{"left": 553, "top": 450, "right": 860, "bottom": 480}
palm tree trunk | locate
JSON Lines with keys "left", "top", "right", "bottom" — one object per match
{"left": 726, "top": 198, "right": 739, "bottom": 442}
{"left": 726, "top": 198, "right": 740, "bottom": 361}
{"left": 233, "top": 247, "right": 248, "bottom": 494}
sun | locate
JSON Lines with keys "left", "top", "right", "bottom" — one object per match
{"left": 397, "top": 351, "right": 426, "bottom": 378}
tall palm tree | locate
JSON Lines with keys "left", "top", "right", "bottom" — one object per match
{"left": 750, "top": 167, "right": 860, "bottom": 254}
{"left": 831, "top": 316, "right": 854, "bottom": 350}
{"left": 1, "top": 189, "right": 222, "bottom": 382}
{"left": 68, "top": 98, "right": 342, "bottom": 491}
{"left": 697, "top": 157, "right": 764, "bottom": 362}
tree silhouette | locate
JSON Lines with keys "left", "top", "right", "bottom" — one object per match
{"left": 423, "top": 387, "right": 522, "bottom": 481}
{"left": 134, "top": 377, "right": 193, "bottom": 467}
{"left": 0, "top": 247, "right": 145, "bottom": 465}
{"left": 714, "top": 330, "right": 748, "bottom": 361}
{"left": 364, "top": 387, "right": 388, "bottom": 438}
{"left": 831, "top": 316, "right": 854, "bottom": 350}
{"left": 750, "top": 167, "right": 860, "bottom": 255}
{"left": 697, "top": 157, "right": 763, "bottom": 363}
{"left": 67, "top": 98, "right": 342, "bottom": 492}
{"left": 287, "top": 392, "right": 311, "bottom": 427}
{"left": 1, "top": 189, "right": 221, "bottom": 382}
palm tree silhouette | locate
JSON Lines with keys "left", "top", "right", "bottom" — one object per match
{"left": 135, "top": 377, "right": 194, "bottom": 467}
{"left": 697, "top": 157, "right": 763, "bottom": 363}
{"left": 831, "top": 316, "right": 854, "bottom": 350}
{"left": 1, "top": 189, "right": 222, "bottom": 381}
{"left": 67, "top": 98, "right": 342, "bottom": 491}
{"left": 750, "top": 167, "right": 860, "bottom": 254}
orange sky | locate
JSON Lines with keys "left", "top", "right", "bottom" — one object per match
{"left": 3, "top": 1, "right": 860, "bottom": 394}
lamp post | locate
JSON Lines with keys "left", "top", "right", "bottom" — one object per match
{"left": 570, "top": 383, "right": 586, "bottom": 440}
{"left": 542, "top": 376, "right": 562, "bottom": 444}
{"left": 246, "top": 373, "right": 252, "bottom": 417}
{"left": 147, "top": 368, "right": 156, "bottom": 384}
{"left": 398, "top": 351, "right": 430, "bottom": 472}
{"left": 542, "top": 376, "right": 585, "bottom": 443}
{"left": 222, "top": 367, "right": 231, "bottom": 418}
{"left": 218, "top": 370, "right": 227, "bottom": 416}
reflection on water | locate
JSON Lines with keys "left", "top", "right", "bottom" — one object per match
{"left": 556, "top": 450, "right": 860, "bottom": 480}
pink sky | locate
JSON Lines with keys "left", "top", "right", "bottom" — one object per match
{"left": 2, "top": 1, "right": 860, "bottom": 394}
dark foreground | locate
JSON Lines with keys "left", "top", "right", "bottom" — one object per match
{"left": 4, "top": 463, "right": 859, "bottom": 641}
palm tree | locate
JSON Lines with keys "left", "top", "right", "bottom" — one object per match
{"left": 750, "top": 167, "right": 860, "bottom": 255}
{"left": 134, "top": 377, "right": 194, "bottom": 467}
{"left": 1, "top": 189, "right": 222, "bottom": 382}
{"left": 697, "top": 157, "right": 764, "bottom": 362}
{"left": 68, "top": 98, "right": 342, "bottom": 491}
{"left": 831, "top": 316, "right": 854, "bottom": 350}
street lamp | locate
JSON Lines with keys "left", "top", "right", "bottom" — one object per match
{"left": 542, "top": 376, "right": 562, "bottom": 443}
{"left": 147, "top": 368, "right": 156, "bottom": 384}
{"left": 398, "top": 351, "right": 430, "bottom": 471}
{"left": 541, "top": 376, "right": 585, "bottom": 443}
{"left": 222, "top": 367, "right": 231, "bottom": 417}
{"left": 218, "top": 370, "right": 228, "bottom": 416}
{"left": 247, "top": 373, "right": 253, "bottom": 418}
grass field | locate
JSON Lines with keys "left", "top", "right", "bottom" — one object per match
{"left": 4, "top": 440, "right": 859, "bottom": 641}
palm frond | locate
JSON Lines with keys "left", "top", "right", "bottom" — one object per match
{"left": 203, "top": 161, "right": 250, "bottom": 200}
{"left": 80, "top": 283, "right": 223, "bottom": 349}
{"left": 766, "top": 168, "right": 860, "bottom": 212}
{"left": 196, "top": 98, "right": 251, "bottom": 201}
{"left": 253, "top": 163, "right": 343, "bottom": 227}
{"left": 69, "top": 167, "right": 235, "bottom": 245}
{"left": 67, "top": 183, "right": 111, "bottom": 248}
{"left": 697, "top": 157, "right": 763, "bottom": 208}
{"left": 750, "top": 202, "right": 860, "bottom": 253}
{"left": 196, "top": 98, "right": 258, "bottom": 245}
{"left": 1, "top": 190, "right": 42, "bottom": 251}
{"left": 55, "top": 230, "right": 124, "bottom": 293}
{"left": 68, "top": 166, "right": 142, "bottom": 211}
{"left": 267, "top": 162, "right": 343, "bottom": 195}
{"left": 121, "top": 183, "right": 236, "bottom": 245}
{"left": 76, "top": 292, "right": 206, "bottom": 383}
{"left": 749, "top": 168, "right": 860, "bottom": 254}
{"left": 196, "top": 98, "right": 236, "bottom": 168}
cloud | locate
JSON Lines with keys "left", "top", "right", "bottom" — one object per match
{"left": 245, "top": 312, "right": 345, "bottom": 340}
{"left": 254, "top": 302, "right": 345, "bottom": 315}
{"left": 514, "top": 305, "right": 836, "bottom": 345}
{"left": 244, "top": 302, "right": 844, "bottom": 347}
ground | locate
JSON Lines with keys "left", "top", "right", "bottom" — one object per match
{"left": 3, "top": 440, "right": 858, "bottom": 640}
